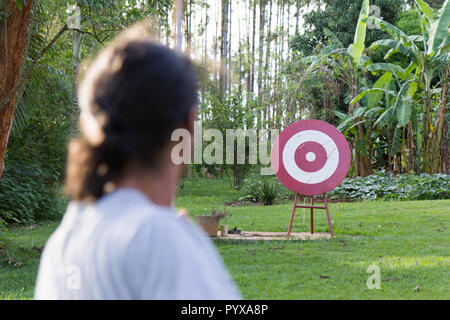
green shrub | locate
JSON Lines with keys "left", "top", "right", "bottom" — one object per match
{"left": 0, "top": 216, "right": 5, "bottom": 248}
{"left": 0, "top": 159, "right": 67, "bottom": 224}
{"left": 240, "top": 176, "right": 292, "bottom": 205}
{"left": 0, "top": 57, "right": 72, "bottom": 225}
{"left": 240, "top": 171, "right": 449, "bottom": 203}
{"left": 258, "top": 180, "right": 277, "bottom": 205}
{"left": 329, "top": 171, "right": 450, "bottom": 201}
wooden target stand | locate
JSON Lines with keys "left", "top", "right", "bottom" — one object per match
{"left": 271, "top": 120, "right": 351, "bottom": 239}
{"left": 287, "top": 193, "right": 335, "bottom": 238}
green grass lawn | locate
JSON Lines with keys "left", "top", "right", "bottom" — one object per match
{"left": 1, "top": 177, "right": 449, "bottom": 299}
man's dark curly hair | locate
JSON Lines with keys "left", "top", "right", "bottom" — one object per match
{"left": 65, "top": 26, "right": 198, "bottom": 202}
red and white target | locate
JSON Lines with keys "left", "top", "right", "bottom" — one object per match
{"left": 271, "top": 120, "right": 351, "bottom": 196}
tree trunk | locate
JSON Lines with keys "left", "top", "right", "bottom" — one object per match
{"left": 228, "top": 0, "right": 232, "bottom": 94}
{"left": 423, "top": 92, "right": 432, "bottom": 173}
{"left": 406, "top": 121, "right": 415, "bottom": 172}
{"left": 0, "top": 0, "right": 35, "bottom": 181}
{"left": 214, "top": 0, "right": 219, "bottom": 85}
{"left": 257, "top": 0, "right": 265, "bottom": 106}
{"left": 422, "top": 70, "right": 433, "bottom": 173}
{"left": 173, "top": 0, "right": 184, "bottom": 50}
{"left": 71, "top": 3, "right": 83, "bottom": 137}
{"left": 431, "top": 66, "right": 449, "bottom": 173}
{"left": 203, "top": 0, "right": 208, "bottom": 66}
{"left": 348, "top": 67, "right": 370, "bottom": 177}
{"left": 249, "top": 0, "right": 256, "bottom": 93}
{"left": 219, "top": 0, "right": 229, "bottom": 96}
{"left": 246, "top": 0, "right": 251, "bottom": 92}
{"left": 237, "top": 0, "right": 243, "bottom": 93}
{"left": 264, "top": 0, "right": 272, "bottom": 127}
{"left": 272, "top": 1, "right": 281, "bottom": 128}
{"left": 358, "top": 123, "right": 371, "bottom": 176}
{"left": 185, "top": 0, "right": 192, "bottom": 55}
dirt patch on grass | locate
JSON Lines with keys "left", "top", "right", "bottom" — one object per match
{"left": 216, "top": 231, "right": 332, "bottom": 241}
{"left": 224, "top": 200, "right": 265, "bottom": 207}
{"left": 224, "top": 197, "right": 354, "bottom": 207}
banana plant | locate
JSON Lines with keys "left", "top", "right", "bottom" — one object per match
{"left": 301, "top": 0, "right": 374, "bottom": 176}
{"left": 353, "top": 0, "right": 449, "bottom": 173}
{"left": 303, "top": 0, "right": 371, "bottom": 77}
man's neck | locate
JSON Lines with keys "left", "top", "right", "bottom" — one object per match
{"left": 116, "top": 165, "right": 179, "bottom": 207}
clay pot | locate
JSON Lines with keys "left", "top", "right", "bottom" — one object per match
{"left": 196, "top": 215, "right": 220, "bottom": 237}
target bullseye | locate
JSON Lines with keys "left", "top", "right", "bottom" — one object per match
{"left": 294, "top": 141, "right": 327, "bottom": 173}
{"left": 305, "top": 152, "right": 316, "bottom": 162}
{"left": 271, "top": 120, "right": 351, "bottom": 196}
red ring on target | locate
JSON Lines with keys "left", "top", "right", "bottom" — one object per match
{"left": 294, "top": 141, "right": 327, "bottom": 172}
{"left": 271, "top": 119, "right": 351, "bottom": 196}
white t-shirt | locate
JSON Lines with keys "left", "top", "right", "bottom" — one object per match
{"left": 34, "top": 188, "right": 241, "bottom": 300}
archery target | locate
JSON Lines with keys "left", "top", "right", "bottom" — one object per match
{"left": 271, "top": 120, "right": 351, "bottom": 196}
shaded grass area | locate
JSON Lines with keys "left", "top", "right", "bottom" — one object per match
{"left": 0, "top": 223, "right": 57, "bottom": 299}
{"left": 1, "top": 178, "right": 449, "bottom": 299}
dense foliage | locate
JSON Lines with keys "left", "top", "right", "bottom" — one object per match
{"left": 0, "top": 0, "right": 173, "bottom": 226}
{"left": 290, "top": 0, "right": 404, "bottom": 55}
{"left": 300, "top": 0, "right": 449, "bottom": 176}
{"left": 0, "top": 0, "right": 448, "bottom": 228}
{"left": 0, "top": 62, "right": 72, "bottom": 225}
{"left": 0, "top": 160, "right": 67, "bottom": 224}
{"left": 239, "top": 171, "right": 450, "bottom": 203}
{"left": 329, "top": 171, "right": 450, "bottom": 200}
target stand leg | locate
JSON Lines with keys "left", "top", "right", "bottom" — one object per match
{"left": 323, "top": 194, "right": 335, "bottom": 237}
{"left": 287, "top": 193, "right": 335, "bottom": 238}
{"left": 287, "top": 193, "right": 299, "bottom": 237}
{"left": 310, "top": 197, "right": 314, "bottom": 234}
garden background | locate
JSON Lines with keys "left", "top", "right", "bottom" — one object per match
{"left": 0, "top": 0, "right": 448, "bottom": 299}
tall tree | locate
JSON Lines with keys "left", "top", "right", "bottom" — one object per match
{"left": 219, "top": 0, "right": 229, "bottom": 95}
{"left": 295, "top": 0, "right": 300, "bottom": 34}
{"left": 214, "top": 0, "right": 219, "bottom": 84}
{"left": 264, "top": 0, "right": 273, "bottom": 126}
{"left": 203, "top": 0, "right": 208, "bottom": 66}
{"left": 249, "top": 0, "right": 256, "bottom": 93}
{"left": 0, "top": 0, "right": 35, "bottom": 180}
{"left": 68, "top": 2, "right": 83, "bottom": 136}
{"left": 290, "top": 0, "right": 404, "bottom": 55}
{"left": 257, "top": 0, "right": 266, "bottom": 106}
{"left": 228, "top": 0, "right": 232, "bottom": 93}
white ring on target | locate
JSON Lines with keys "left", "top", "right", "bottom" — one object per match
{"left": 282, "top": 130, "right": 339, "bottom": 184}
